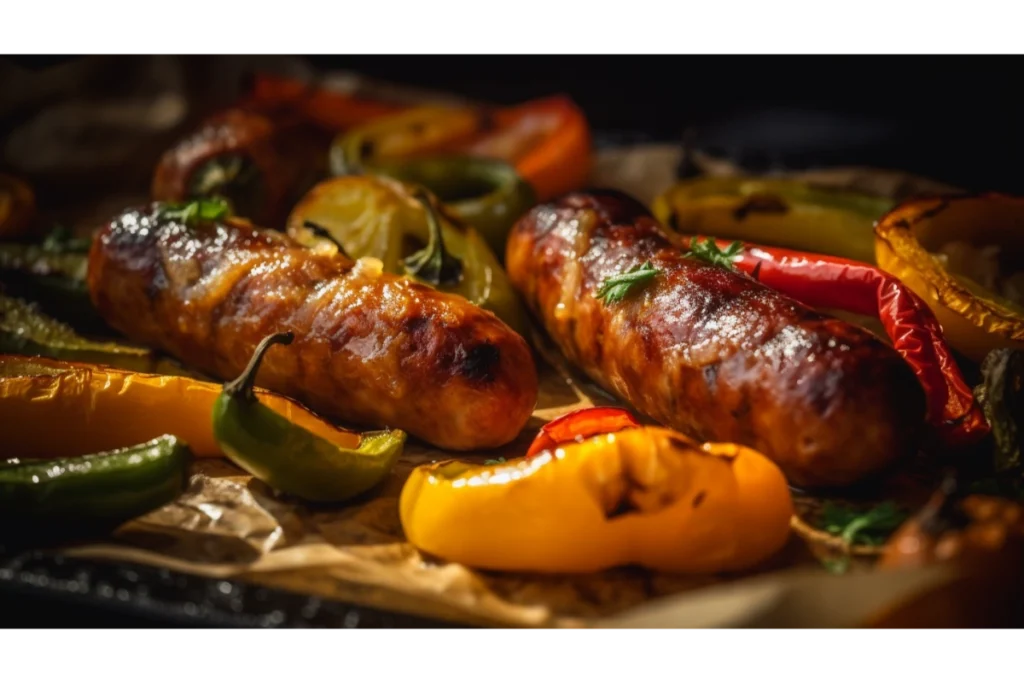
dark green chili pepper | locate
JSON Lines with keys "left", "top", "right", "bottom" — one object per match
{"left": 366, "top": 156, "right": 535, "bottom": 258}
{"left": 0, "top": 435, "right": 191, "bottom": 531}
{"left": 212, "top": 332, "right": 406, "bottom": 503}
{"left": 402, "top": 190, "right": 463, "bottom": 287}
{"left": 0, "top": 292, "right": 197, "bottom": 376}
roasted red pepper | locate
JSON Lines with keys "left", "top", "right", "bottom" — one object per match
{"left": 526, "top": 407, "right": 641, "bottom": 458}
{"left": 253, "top": 75, "right": 591, "bottom": 203}
{"left": 713, "top": 239, "right": 989, "bottom": 448}
{"left": 245, "top": 73, "right": 407, "bottom": 131}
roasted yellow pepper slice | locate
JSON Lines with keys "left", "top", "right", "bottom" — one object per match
{"left": 652, "top": 177, "right": 895, "bottom": 264}
{"left": 875, "top": 194, "right": 1024, "bottom": 362}
{"left": 0, "top": 354, "right": 359, "bottom": 460}
{"left": 286, "top": 174, "right": 529, "bottom": 336}
{"left": 400, "top": 426, "right": 794, "bottom": 574}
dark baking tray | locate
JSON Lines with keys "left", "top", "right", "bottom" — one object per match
{"left": 0, "top": 544, "right": 458, "bottom": 628}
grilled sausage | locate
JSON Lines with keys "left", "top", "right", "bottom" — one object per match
{"left": 506, "top": 190, "right": 924, "bottom": 488}
{"left": 87, "top": 205, "right": 538, "bottom": 451}
{"left": 152, "top": 109, "right": 327, "bottom": 226}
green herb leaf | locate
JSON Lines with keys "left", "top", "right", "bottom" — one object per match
{"left": 157, "top": 197, "right": 232, "bottom": 226}
{"left": 820, "top": 501, "right": 908, "bottom": 547}
{"left": 595, "top": 261, "right": 661, "bottom": 304}
{"left": 683, "top": 237, "right": 743, "bottom": 270}
{"left": 483, "top": 457, "right": 507, "bottom": 466}
{"left": 41, "top": 224, "right": 92, "bottom": 254}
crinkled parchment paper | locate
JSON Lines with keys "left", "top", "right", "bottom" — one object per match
{"left": 2, "top": 52, "right": 974, "bottom": 630}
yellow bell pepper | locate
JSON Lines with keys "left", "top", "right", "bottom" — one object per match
{"left": 400, "top": 426, "right": 794, "bottom": 574}
{"left": 652, "top": 177, "right": 895, "bottom": 264}
{"left": 0, "top": 354, "right": 359, "bottom": 460}
{"left": 875, "top": 194, "right": 1024, "bottom": 362}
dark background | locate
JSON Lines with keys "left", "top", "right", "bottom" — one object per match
{"left": 3, "top": 55, "right": 1023, "bottom": 194}
{"left": 311, "top": 48, "right": 1024, "bottom": 193}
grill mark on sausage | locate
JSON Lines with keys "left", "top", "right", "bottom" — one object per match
{"left": 453, "top": 343, "right": 501, "bottom": 384}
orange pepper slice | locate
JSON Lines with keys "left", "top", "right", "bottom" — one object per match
{"left": 0, "top": 354, "right": 359, "bottom": 459}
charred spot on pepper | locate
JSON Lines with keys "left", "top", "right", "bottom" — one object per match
{"left": 604, "top": 466, "right": 651, "bottom": 520}
{"left": 692, "top": 490, "right": 707, "bottom": 508}
{"left": 733, "top": 193, "right": 789, "bottom": 221}
{"left": 358, "top": 139, "right": 376, "bottom": 163}
{"left": 666, "top": 212, "right": 681, "bottom": 232}
{"left": 453, "top": 343, "right": 501, "bottom": 383}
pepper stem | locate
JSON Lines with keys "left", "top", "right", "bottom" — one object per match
{"left": 403, "top": 189, "right": 463, "bottom": 287}
{"left": 224, "top": 332, "right": 295, "bottom": 402}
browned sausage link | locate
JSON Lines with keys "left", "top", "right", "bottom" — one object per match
{"left": 87, "top": 205, "right": 538, "bottom": 451}
{"left": 506, "top": 190, "right": 925, "bottom": 488}
{"left": 151, "top": 109, "right": 325, "bottom": 226}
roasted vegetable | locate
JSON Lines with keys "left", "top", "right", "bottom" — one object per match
{"left": 0, "top": 292, "right": 189, "bottom": 374}
{"left": 246, "top": 73, "right": 406, "bottom": 131}
{"left": 401, "top": 425, "right": 793, "bottom": 574}
{"left": 974, "top": 348, "right": 1024, "bottom": 475}
{"left": 352, "top": 156, "right": 536, "bottom": 257}
{"left": 212, "top": 332, "right": 405, "bottom": 503}
{"left": 525, "top": 407, "right": 641, "bottom": 458}
{"left": 710, "top": 238, "right": 989, "bottom": 448}
{"left": 880, "top": 476, "right": 1024, "bottom": 570}
{"left": 330, "top": 96, "right": 591, "bottom": 202}
{"left": 0, "top": 435, "right": 190, "bottom": 532}
{"left": 286, "top": 175, "right": 529, "bottom": 335}
{"left": 0, "top": 354, "right": 359, "bottom": 460}
{"left": 653, "top": 177, "right": 894, "bottom": 265}
{"left": 0, "top": 174, "right": 36, "bottom": 240}
{"left": 875, "top": 194, "right": 1024, "bottom": 362}
{"left": 0, "top": 225, "right": 99, "bottom": 330}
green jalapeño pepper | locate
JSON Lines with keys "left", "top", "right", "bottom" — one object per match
{"left": 0, "top": 225, "right": 102, "bottom": 332}
{"left": 286, "top": 174, "right": 529, "bottom": 336}
{"left": 212, "top": 332, "right": 406, "bottom": 503}
{"left": 0, "top": 292, "right": 197, "bottom": 376}
{"left": 0, "top": 435, "right": 191, "bottom": 534}
{"left": 335, "top": 155, "right": 535, "bottom": 257}
{"left": 652, "top": 177, "right": 896, "bottom": 265}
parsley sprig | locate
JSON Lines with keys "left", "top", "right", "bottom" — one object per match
{"left": 595, "top": 261, "right": 661, "bottom": 304}
{"left": 683, "top": 237, "right": 743, "bottom": 270}
{"left": 818, "top": 501, "right": 908, "bottom": 574}
{"left": 157, "top": 197, "right": 232, "bottom": 225}
{"left": 821, "top": 501, "right": 907, "bottom": 547}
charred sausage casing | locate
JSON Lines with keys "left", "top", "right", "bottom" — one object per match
{"left": 506, "top": 190, "right": 925, "bottom": 488}
{"left": 152, "top": 109, "right": 327, "bottom": 226}
{"left": 87, "top": 205, "right": 538, "bottom": 451}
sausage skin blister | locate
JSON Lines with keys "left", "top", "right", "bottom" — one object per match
{"left": 87, "top": 205, "right": 538, "bottom": 451}
{"left": 506, "top": 190, "right": 924, "bottom": 488}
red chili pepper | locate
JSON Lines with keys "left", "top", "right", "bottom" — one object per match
{"left": 525, "top": 407, "right": 641, "bottom": 458}
{"left": 714, "top": 239, "right": 989, "bottom": 448}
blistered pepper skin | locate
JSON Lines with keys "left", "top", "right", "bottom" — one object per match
{"left": 875, "top": 194, "right": 1024, "bottom": 362}
{"left": 0, "top": 354, "right": 360, "bottom": 459}
{"left": 400, "top": 426, "right": 794, "bottom": 574}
